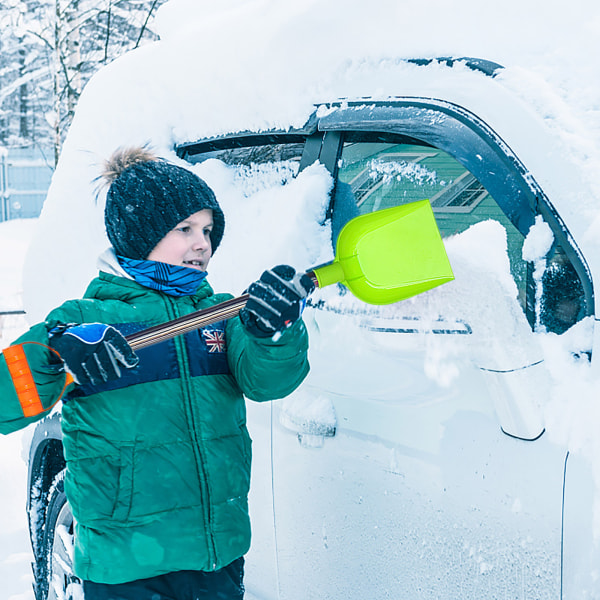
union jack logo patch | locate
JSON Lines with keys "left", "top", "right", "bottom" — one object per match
{"left": 202, "top": 328, "right": 226, "bottom": 353}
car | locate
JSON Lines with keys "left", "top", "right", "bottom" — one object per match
{"left": 23, "top": 50, "right": 598, "bottom": 600}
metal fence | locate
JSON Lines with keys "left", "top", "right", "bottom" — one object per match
{"left": 0, "top": 147, "right": 54, "bottom": 221}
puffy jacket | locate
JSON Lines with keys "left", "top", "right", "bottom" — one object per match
{"left": 0, "top": 271, "right": 310, "bottom": 584}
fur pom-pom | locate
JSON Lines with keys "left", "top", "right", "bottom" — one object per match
{"left": 100, "top": 146, "right": 157, "bottom": 186}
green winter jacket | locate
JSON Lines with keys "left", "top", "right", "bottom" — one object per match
{"left": 0, "top": 271, "right": 310, "bottom": 584}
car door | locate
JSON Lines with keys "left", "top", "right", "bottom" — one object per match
{"left": 269, "top": 101, "right": 593, "bottom": 599}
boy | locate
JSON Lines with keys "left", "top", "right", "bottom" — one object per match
{"left": 0, "top": 147, "right": 313, "bottom": 599}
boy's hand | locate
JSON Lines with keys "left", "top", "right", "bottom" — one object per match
{"left": 240, "top": 265, "right": 315, "bottom": 338}
{"left": 49, "top": 323, "right": 139, "bottom": 386}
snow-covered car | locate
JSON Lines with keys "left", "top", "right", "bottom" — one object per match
{"left": 21, "top": 4, "right": 600, "bottom": 599}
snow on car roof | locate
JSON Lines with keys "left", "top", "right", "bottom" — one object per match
{"left": 23, "top": 0, "right": 600, "bottom": 323}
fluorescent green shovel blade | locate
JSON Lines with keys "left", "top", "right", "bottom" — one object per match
{"left": 312, "top": 200, "right": 454, "bottom": 305}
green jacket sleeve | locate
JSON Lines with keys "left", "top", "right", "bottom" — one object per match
{"left": 0, "top": 298, "right": 86, "bottom": 435}
{"left": 0, "top": 322, "right": 68, "bottom": 435}
{"left": 226, "top": 316, "right": 310, "bottom": 402}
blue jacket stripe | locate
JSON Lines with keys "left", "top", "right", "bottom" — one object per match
{"left": 67, "top": 320, "right": 230, "bottom": 398}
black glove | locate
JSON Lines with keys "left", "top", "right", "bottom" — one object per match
{"left": 240, "top": 265, "right": 315, "bottom": 338}
{"left": 49, "top": 323, "right": 139, "bottom": 386}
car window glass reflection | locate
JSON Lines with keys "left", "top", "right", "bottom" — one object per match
{"left": 186, "top": 143, "right": 304, "bottom": 167}
{"left": 540, "top": 246, "right": 586, "bottom": 334}
{"left": 337, "top": 140, "right": 527, "bottom": 308}
{"left": 336, "top": 139, "right": 586, "bottom": 334}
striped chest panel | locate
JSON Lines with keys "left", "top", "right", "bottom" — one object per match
{"left": 67, "top": 320, "right": 230, "bottom": 399}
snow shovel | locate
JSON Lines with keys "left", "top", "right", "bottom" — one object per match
{"left": 124, "top": 199, "right": 454, "bottom": 350}
{"left": 312, "top": 199, "right": 454, "bottom": 304}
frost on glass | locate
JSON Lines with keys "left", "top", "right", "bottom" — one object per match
{"left": 232, "top": 160, "right": 299, "bottom": 197}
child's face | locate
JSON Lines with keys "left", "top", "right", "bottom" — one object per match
{"left": 147, "top": 209, "right": 213, "bottom": 270}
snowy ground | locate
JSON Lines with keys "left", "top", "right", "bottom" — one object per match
{"left": 0, "top": 219, "right": 40, "bottom": 600}
{"left": 0, "top": 427, "right": 34, "bottom": 600}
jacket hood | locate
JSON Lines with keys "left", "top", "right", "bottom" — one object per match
{"left": 97, "top": 247, "right": 132, "bottom": 279}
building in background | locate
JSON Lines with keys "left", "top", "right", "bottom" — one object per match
{"left": 0, "top": 147, "right": 53, "bottom": 221}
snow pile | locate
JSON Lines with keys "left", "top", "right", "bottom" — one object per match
{"left": 0, "top": 219, "right": 37, "bottom": 315}
{"left": 522, "top": 216, "right": 555, "bottom": 330}
{"left": 0, "top": 219, "right": 38, "bottom": 599}
{"left": 522, "top": 216, "right": 554, "bottom": 264}
{"left": 191, "top": 160, "right": 333, "bottom": 295}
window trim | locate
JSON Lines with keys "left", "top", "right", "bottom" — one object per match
{"left": 176, "top": 132, "right": 313, "bottom": 162}
{"left": 315, "top": 99, "right": 594, "bottom": 322}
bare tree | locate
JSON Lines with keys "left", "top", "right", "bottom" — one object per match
{"left": 0, "top": 0, "right": 167, "bottom": 164}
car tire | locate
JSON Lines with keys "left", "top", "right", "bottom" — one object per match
{"left": 36, "top": 469, "right": 83, "bottom": 600}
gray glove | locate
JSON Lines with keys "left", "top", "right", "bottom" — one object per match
{"left": 49, "top": 323, "right": 139, "bottom": 386}
{"left": 240, "top": 265, "right": 315, "bottom": 338}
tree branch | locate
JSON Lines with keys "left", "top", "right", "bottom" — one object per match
{"left": 135, "top": 0, "right": 160, "bottom": 48}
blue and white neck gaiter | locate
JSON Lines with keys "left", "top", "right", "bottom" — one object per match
{"left": 117, "top": 255, "right": 208, "bottom": 297}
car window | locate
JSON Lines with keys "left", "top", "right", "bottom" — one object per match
{"left": 335, "top": 133, "right": 587, "bottom": 334}
{"left": 178, "top": 138, "right": 312, "bottom": 196}
{"left": 182, "top": 142, "right": 305, "bottom": 168}
{"left": 539, "top": 246, "right": 586, "bottom": 334}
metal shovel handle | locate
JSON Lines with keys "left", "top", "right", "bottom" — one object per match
{"left": 125, "top": 272, "right": 319, "bottom": 351}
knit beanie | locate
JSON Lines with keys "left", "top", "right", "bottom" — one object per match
{"left": 102, "top": 147, "right": 225, "bottom": 260}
